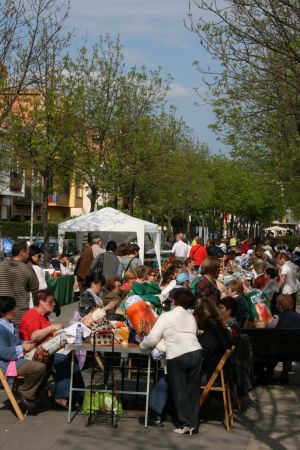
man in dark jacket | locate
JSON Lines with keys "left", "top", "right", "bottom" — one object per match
{"left": 91, "top": 241, "right": 121, "bottom": 280}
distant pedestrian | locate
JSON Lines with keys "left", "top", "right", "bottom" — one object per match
{"left": 171, "top": 234, "right": 189, "bottom": 262}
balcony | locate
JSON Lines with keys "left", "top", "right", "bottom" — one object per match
{"left": 15, "top": 187, "right": 42, "bottom": 205}
{"left": 48, "top": 193, "right": 70, "bottom": 207}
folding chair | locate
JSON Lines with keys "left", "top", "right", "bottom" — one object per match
{"left": 200, "top": 346, "right": 235, "bottom": 432}
{"left": 0, "top": 367, "right": 25, "bottom": 421}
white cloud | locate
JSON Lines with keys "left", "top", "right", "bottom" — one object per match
{"left": 69, "top": 0, "right": 190, "bottom": 46}
{"left": 167, "top": 82, "right": 193, "bottom": 100}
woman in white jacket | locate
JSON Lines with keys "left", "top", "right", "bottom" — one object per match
{"left": 140, "top": 288, "right": 202, "bottom": 435}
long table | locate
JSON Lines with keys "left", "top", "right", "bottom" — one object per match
{"left": 66, "top": 343, "right": 151, "bottom": 427}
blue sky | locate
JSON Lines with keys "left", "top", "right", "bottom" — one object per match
{"left": 67, "top": 0, "right": 227, "bottom": 154}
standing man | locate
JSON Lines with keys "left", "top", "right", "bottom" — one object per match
{"left": 189, "top": 238, "right": 208, "bottom": 270}
{"left": 102, "top": 241, "right": 121, "bottom": 280}
{"left": 91, "top": 233, "right": 105, "bottom": 259}
{"left": 171, "top": 234, "right": 189, "bottom": 262}
{"left": 0, "top": 240, "right": 38, "bottom": 325}
{"left": 91, "top": 240, "right": 121, "bottom": 280}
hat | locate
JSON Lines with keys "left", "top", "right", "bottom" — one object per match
{"left": 176, "top": 273, "right": 194, "bottom": 284}
{"left": 91, "top": 232, "right": 103, "bottom": 243}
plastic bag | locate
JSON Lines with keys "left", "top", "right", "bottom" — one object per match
{"left": 81, "top": 389, "right": 123, "bottom": 415}
{"left": 125, "top": 296, "right": 156, "bottom": 334}
{"left": 255, "top": 302, "right": 272, "bottom": 322}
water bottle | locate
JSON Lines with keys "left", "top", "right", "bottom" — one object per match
{"left": 75, "top": 323, "right": 83, "bottom": 344}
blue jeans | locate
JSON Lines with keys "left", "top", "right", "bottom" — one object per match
{"left": 149, "top": 375, "right": 169, "bottom": 415}
{"left": 53, "top": 353, "right": 84, "bottom": 399}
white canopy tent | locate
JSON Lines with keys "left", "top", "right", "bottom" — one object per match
{"left": 58, "top": 207, "right": 161, "bottom": 273}
{"left": 264, "top": 225, "right": 287, "bottom": 236}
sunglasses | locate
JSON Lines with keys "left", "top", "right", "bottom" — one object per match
{"left": 45, "top": 299, "right": 55, "bottom": 305}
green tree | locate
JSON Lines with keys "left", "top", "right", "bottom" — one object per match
{"left": 65, "top": 35, "right": 170, "bottom": 212}
{"left": 145, "top": 111, "right": 212, "bottom": 238}
{"left": 187, "top": 0, "right": 300, "bottom": 215}
{"left": 7, "top": 21, "right": 74, "bottom": 262}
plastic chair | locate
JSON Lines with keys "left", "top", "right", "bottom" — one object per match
{"left": 200, "top": 346, "right": 235, "bottom": 432}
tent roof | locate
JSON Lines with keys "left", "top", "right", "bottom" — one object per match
{"left": 58, "top": 207, "right": 159, "bottom": 234}
{"left": 264, "top": 225, "right": 287, "bottom": 232}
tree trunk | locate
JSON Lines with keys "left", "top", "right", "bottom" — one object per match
{"left": 230, "top": 214, "right": 234, "bottom": 236}
{"left": 113, "top": 195, "right": 118, "bottom": 209}
{"left": 42, "top": 174, "right": 50, "bottom": 265}
{"left": 220, "top": 212, "right": 225, "bottom": 237}
{"left": 129, "top": 181, "right": 136, "bottom": 216}
{"left": 89, "top": 187, "right": 98, "bottom": 212}
{"left": 166, "top": 216, "right": 173, "bottom": 241}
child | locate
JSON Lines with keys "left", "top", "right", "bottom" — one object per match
{"left": 225, "top": 279, "right": 249, "bottom": 327}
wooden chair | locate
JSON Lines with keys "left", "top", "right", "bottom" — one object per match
{"left": 0, "top": 368, "right": 25, "bottom": 421}
{"left": 200, "top": 346, "right": 235, "bottom": 432}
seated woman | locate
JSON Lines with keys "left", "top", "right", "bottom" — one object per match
{"left": 120, "top": 271, "right": 136, "bottom": 299}
{"left": 0, "top": 296, "right": 46, "bottom": 415}
{"left": 218, "top": 297, "right": 239, "bottom": 333}
{"left": 194, "top": 296, "right": 232, "bottom": 383}
{"left": 102, "top": 277, "right": 123, "bottom": 313}
{"left": 78, "top": 274, "right": 115, "bottom": 318}
{"left": 195, "top": 256, "right": 222, "bottom": 305}
{"left": 268, "top": 294, "right": 300, "bottom": 384}
{"left": 19, "top": 290, "right": 84, "bottom": 409}
{"left": 146, "top": 266, "right": 159, "bottom": 283}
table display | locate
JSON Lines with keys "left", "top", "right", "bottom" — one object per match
{"left": 66, "top": 342, "right": 151, "bottom": 427}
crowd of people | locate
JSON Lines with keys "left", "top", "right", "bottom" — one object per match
{"left": 0, "top": 230, "right": 300, "bottom": 434}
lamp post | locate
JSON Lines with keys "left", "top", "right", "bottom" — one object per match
{"left": 0, "top": 225, "right": 3, "bottom": 261}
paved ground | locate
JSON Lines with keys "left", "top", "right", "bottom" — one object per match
{"left": 1, "top": 301, "right": 300, "bottom": 450}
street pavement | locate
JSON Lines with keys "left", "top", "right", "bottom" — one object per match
{"left": 1, "top": 301, "right": 300, "bottom": 450}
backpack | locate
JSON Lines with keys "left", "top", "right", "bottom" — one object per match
{"left": 90, "top": 253, "right": 104, "bottom": 276}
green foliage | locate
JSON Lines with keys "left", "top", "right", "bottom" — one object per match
{"left": 188, "top": 0, "right": 300, "bottom": 214}
{"left": 0, "top": 221, "right": 58, "bottom": 239}
{"left": 276, "top": 235, "right": 299, "bottom": 250}
{"left": 64, "top": 35, "right": 171, "bottom": 212}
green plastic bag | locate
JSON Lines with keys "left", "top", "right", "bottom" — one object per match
{"left": 81, "top": 389, "right": 123, "bottom": 415}
{"left": 189, "top": 275, "right": 201, "bottom": 295}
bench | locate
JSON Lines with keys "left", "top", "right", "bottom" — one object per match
{"left": 242, "top": 328, "right": 300, "bottom": 362}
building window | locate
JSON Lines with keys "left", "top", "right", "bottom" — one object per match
{"left": 76, "top": 186, "right": 83, "bottom": 198}
{"left": 10, "top": 172, "right": 23, "bottom": 192}
{"left": 0, "top": 205, "right": 8, "bottom": 220}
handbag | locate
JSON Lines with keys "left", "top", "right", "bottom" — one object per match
{"left": 90, "top": 318, "right": 114, "bottom": 345}
{"left": 32, "top": 346, "right": 50, "bottom": 365}
{"left": 25, "top": 332, "right": 67, "bottom": 364}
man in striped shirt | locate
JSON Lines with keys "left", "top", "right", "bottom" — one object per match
{"left": 0, "top": 240, "right": 38, "bottom": 325}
